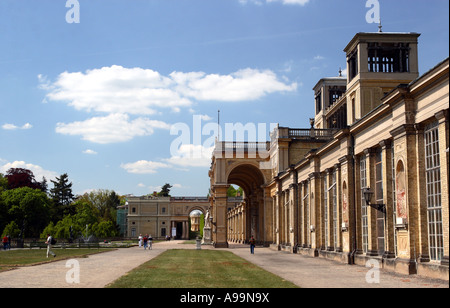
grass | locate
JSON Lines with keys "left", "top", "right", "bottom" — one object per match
{"left": 0, "top": 248, "right": 115, "bottom": 271}
{"left": 107, "top": 249, "right": 298, "bottom": 288}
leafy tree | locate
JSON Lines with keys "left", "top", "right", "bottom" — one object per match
{"left": 1, "top": 187, "right": 51, "bottom": 238}
{"left": 0, "top": 173, "right": 8, "bottom": 192}
{"left": 92, "top": 221, "right": 118, "bottom": 238}
{"left": 4, "top": 168, "right": 43, "bottom": 191}
{"left": 2, "top": 221, "right": 21, "bottom": 238}
{"left": 158, "top": 183, "right": 172, "bottom": 197}
{"left": 77, "top": 189, "right": 120, "bottom": 222}
{"left": 227, "top": 185, "right": 243, "bottom": 197}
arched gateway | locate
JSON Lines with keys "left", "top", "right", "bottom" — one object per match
{"left": 208, "top": 142, "right": 273, "bottom": 248}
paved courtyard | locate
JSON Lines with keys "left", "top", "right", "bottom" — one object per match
{"left": 0, "top": 241, "right": 448, "bottom": 288}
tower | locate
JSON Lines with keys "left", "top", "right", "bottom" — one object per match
{"left": 343, "top": 32, "right": 420, "bottom": 125}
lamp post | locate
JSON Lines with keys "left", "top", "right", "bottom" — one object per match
{"left": 362, "top": 187, "right": 386, "bottom": 213}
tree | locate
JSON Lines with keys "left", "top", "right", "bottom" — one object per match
{"left": 77, "top": 189, "right": 120, "bottom": 221}
{"left": 2, "top": 221, "right": 21, "bottom": 238}
{"left": 50, "top": 173, "right": 75, "bottom": 220}
{"left": 1, "top": 187, "right": 51, "bottom": 238}
{"left": 227, "top": 185, "right": 243, "bottom": 197}
{"left": 0, "top": 173, "right": 8, "bottom": 192}
{"left": 5, "top": 168, "right": 41, "bottom": 190}
{"left": 158, "top": 183, "right": 173, "bottom": 197}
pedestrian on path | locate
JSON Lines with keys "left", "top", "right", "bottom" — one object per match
{"left": 138, "top": 234, "right": 143, "bottom": 247}
{"left": 143, "top": 235, "right": 148, "bottom": 250}
{"left": 249, "top": 236, "right": 256, "bottom": 254}
{"left": 148, "top": 235, "right": 153, "bottom": 250}
{"left": 2, "top": 235, "right": 8, "bottom": 250}
{"left": 45, "top": 234, "right": 56, "bottom": 258}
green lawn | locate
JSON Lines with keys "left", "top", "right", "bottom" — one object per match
{"left": 0, "top": 248, "right": 114, "bottom": 271}
{"left": 107, "top": 249, "right": 298, "bottom": 288}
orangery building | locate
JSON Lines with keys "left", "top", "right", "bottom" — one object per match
{"left": 209, "top": 30, "right": 449, "bottom": 280}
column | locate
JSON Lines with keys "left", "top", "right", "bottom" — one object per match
{"left": 334, "top": 163, "right": 342, "bottom": 253}
{"left": 309, "top": 173, "right": 320, "bottom": 255}
{"left": 289, "top": 183, "right": 299, "bottom": 251}
{"left": 380, "top": 139, "right": 396, "bottom": 259}
{"left": 390, "top": 124, "right": 419, "bottom": 274}
{"left": 213, "top": 184, "right": 230, "bottom": 248}
{"left": 325, "top": 168, "right": 333, "bottom": 251}
{"left": 338, "top": 155, "right": 356, "bottom": 262}
{"left": 436, "top": 111, "right": 449, "bottom": 266}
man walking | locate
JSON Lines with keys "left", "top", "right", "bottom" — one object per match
{"left": 249, "top": 236, "right": 256, "bottom": 254}
{"left": 45, "top": 234, "right": 56, "bottom": 258}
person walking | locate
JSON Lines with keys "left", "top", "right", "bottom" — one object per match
{"left": 45, "top": 234, "right": 56, "bottom": 258}
{"left": 249, "top": 236, "right": 256, "bottom": 254}
{"left": 2, "top": 235, "right": 8, "bottom": 250}
{"left": 138, "top": 234, "right": 143, "bottom": 247}
{"left": 148, "top": 235, "right": 153, "bottom": 250}
{"left": 143, "top": 235, "right": 148, "bottom": 250}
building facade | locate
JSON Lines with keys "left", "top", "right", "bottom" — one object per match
{"left": 126, "top": 196, "right": 242, "bottom": 240}
{"left": 126, "top": 196, "right": 210, "bottom": 240}
{"left": 210, "top": 31, "right": 449, "bottom": 280}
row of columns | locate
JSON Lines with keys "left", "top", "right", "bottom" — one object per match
{"left": 227, "top": 202, "right": 246, "bottom": 243}
{"left": 170, "top": 221, "right": 189, "bottom": 240}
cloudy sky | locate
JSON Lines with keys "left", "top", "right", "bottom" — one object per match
{"left": 0, "top": 0, "right": 448, "bottom": 196}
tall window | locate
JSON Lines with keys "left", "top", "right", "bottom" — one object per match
{"left": 392, "top": 145, "right": 398, "bottom": 256}
{"left": 375, "top": 149, "right": 385, "bottom": 255}
{"left": 323, "top": 176, "right": 328, "bottom": 249}
{"left": 425, "top": 122, "right": 443, "bottom": 261}
{"left": 303, "top": 184, "right": 309, "bottom": 244}
{"left": 360, "top": 156, "right": 368, "bottom": 254}
{"left": 331, "top": 171, "right": 338, "bottom": 249}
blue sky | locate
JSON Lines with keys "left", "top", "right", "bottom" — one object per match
{"left": 0, "top": 0, "right": 448, "bottom": 197}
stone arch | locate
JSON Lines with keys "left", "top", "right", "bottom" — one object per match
{"left": 226, "top": 162, "right": 267, "bottom": 196}
{"left": 225, "top": 163, "right": 267, "bottom": 244}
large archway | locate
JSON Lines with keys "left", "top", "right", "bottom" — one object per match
{"left": 226, "top": 163, "right": 267, "bottom": 244}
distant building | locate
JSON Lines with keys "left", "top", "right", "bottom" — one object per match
{"left": 126, "top": 196, "right": 242, "bottom": 240}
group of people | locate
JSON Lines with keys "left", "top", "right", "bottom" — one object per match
{"left": 2, "top": 235, "right": 11, "bottom": 250}
{"left": 138, "top": 234, "right": 153, "bottom": 250}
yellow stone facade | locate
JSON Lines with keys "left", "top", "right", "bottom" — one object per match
{"left": 209, "top": 31, "right": 449, "bottom": 280}
{"left": 126, "top": 196, "right": 210, "bottom": 240}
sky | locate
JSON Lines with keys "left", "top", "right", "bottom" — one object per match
{"left": 0, "top": 0, "right": 449, "bottom": 197}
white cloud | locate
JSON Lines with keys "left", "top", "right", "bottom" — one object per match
{"left": 120, "top": 160, "right": 171, "bottom": 174}
{"left": 0, "top": 160, "right": 58, "bottom": 180}
{"left": 171, "top": 68, "right": 297, "bottom": 102}
{"left": 82, "top": 149, "right": 98, "bottom": 155}
{"left": 121, "top": 144, "right": 214, "bottom": 176}
{"left": 41, "top": 66, "right": 296, "bottom": 144}
{"left": 56, "top": 113, "right": 170, "bottom": 144}
{"left": 2, "top": 123, "right": 33, "bottom": 130}
{"left": 41, "top": 66, "right": 191, "bottom": 115}
{"left": 40, "top": 66, "right": 296, "bottom": 112}
{"left": 163, "top": 144, "right": 214, "bottom": 168}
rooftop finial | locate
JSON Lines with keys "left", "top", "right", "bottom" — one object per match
{"left": 338, "top": 67, "right": 342, "bottom": 77}
{"left": 378, "top": 19, "right": 383, "bottom": 33}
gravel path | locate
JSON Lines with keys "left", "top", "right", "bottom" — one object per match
{"left": 0, "top": 241, "right": 448, "bottom": 288}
